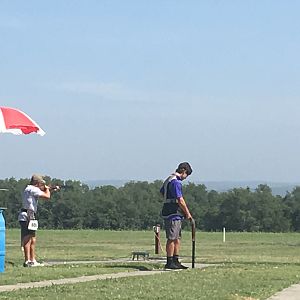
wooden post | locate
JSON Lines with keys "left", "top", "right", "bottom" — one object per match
{"left": 154, "top": 224, "right": 160, "bottom": 254}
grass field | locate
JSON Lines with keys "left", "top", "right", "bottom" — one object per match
{"left": 1, "top": 229, "right": 300, "bottom": 299}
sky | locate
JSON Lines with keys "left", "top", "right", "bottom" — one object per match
{"left": 0, "top": 1, "right": 300, "bottom": 183}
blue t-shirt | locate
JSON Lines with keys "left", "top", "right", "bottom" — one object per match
{"left": 160, "top": 176, "right": 184, "bottom": 220}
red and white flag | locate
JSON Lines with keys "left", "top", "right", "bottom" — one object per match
{"left": 0, "top": 106, "right": 45, "bottom": 136}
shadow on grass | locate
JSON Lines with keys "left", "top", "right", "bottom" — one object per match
{"left": 105, "top": 264, "right": 161, "bottom": 271}
{"left": 6, "top": 261, "right": 16, "bottom": 267}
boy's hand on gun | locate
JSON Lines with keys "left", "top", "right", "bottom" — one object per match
{"left": 50, "top": 185, "right": 60, "bottom": 191}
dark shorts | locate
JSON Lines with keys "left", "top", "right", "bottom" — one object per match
{"left": 20, "top": 221, "right": 36, "bottom": 242}
{"left": 164, "top": 219, "right": 182, "bottom": 240}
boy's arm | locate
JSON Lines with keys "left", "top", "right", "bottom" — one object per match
{"left": 38, "top": 185, "right": 51, "bottom": 199}
{"left": 178, "top": 197, "right": 192, "bottom": 220}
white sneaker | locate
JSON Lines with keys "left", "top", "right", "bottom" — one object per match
{"left": 23, "top": 261, "right": 33, "bottom": 267}
{"left": 30, "top": 260, "right": 44, "bottom": 267}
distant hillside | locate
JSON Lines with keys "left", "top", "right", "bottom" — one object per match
{"left": 84, "top": 179, "right": 129, "bottom": 188}
{"left": 202, "top": 181, "right": 298, "bottom": 196}
{"left": 83, "top": 180, "right": 299, "bottom": 196}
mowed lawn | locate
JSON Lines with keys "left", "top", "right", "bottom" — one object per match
{"left": 1, "top": 229, "right": 300, "bottom": 299}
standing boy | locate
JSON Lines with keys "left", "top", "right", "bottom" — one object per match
{"left": 160, "top": 162, "right": 193, "bottom": 269}
{"left": 18, "top": 174, "right": 52, "bottom": 267}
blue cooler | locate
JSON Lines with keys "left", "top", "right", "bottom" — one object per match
{"left": 0, "top": 209, "right": 5, "bottom": 272}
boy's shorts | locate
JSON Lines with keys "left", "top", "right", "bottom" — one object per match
{"left": 19, "top": 221, "right": 36, "bottom": 242}
{"left": 164, "top": 219, "right": 182, "bottom": 240}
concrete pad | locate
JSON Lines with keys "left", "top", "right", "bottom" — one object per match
{"left": 0, "top": 270, "right": 165, "bottom": 292}
{"left": 0, "top": 262, "right": 212, "bottom": 292}
{"left": 266, "top": 283, "right": 300, "bottom": 300}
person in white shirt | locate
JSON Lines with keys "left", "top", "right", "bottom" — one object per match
{"left": 18, "top": 174, "right": 51, "bottom": 267}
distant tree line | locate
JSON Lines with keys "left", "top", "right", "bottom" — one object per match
{"left": 0, "top": 177, "right": 300, "bottom": 232}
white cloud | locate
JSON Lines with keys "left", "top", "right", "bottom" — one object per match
{"left": 41, "top": 80, "right": 208, "bottom": 107}
{"left": 60, "top": 82, "right": 127, "bottom": 99}
{"left": 45, "top": 81, "right": 161, "bottom": 104}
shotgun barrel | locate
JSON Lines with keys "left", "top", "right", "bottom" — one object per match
{"left": 191, "top": 218, "right": 196, "bottom": 268}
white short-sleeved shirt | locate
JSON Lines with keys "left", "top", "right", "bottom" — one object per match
{"left": 18, "top": 185, "right": 44, "bottom": 221}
